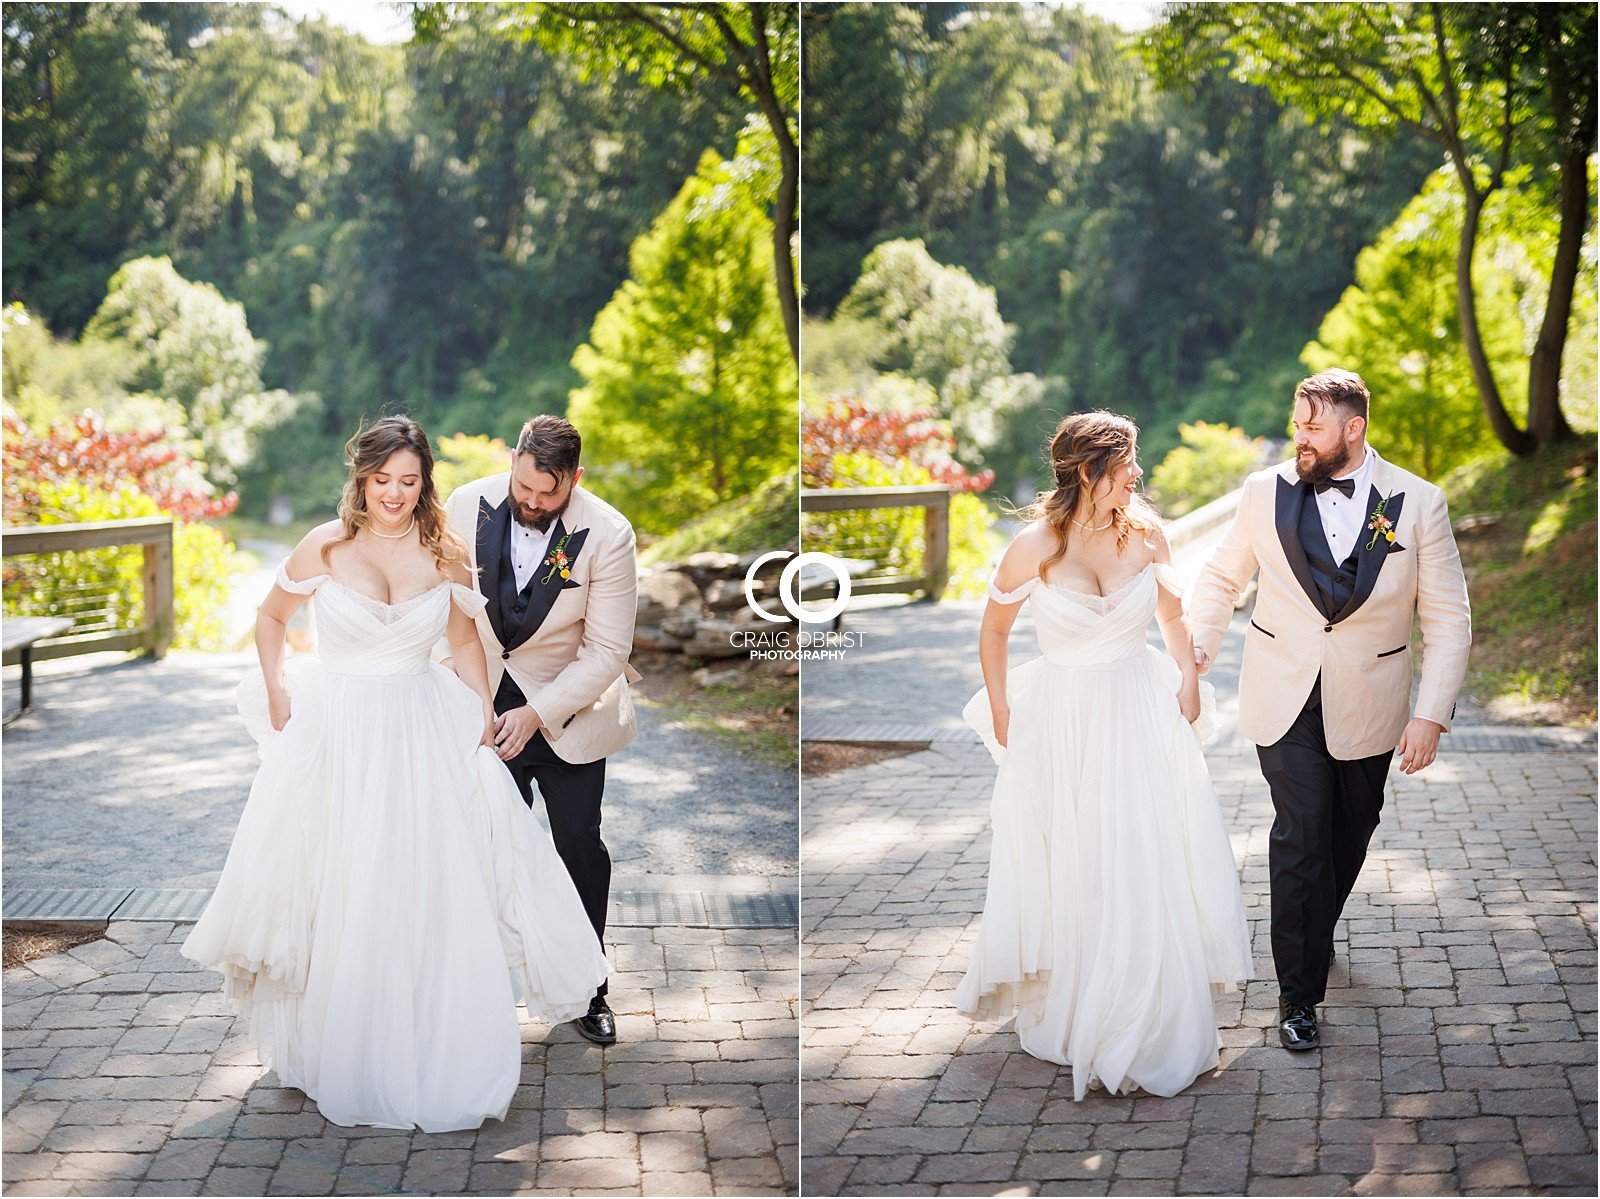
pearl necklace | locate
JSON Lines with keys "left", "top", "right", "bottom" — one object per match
{"left": 366, "top": 517, "right": 416, "bottom": 540}
{"left": 1072, "top": 514, "right": 1115, "bottom": 533}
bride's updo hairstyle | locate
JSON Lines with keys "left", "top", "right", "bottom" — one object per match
{"left": 1026, "top": 410, "right": 1160, "bottom": 581}
{"left": 320, "top": 415, "right": 468, "bottom": 574}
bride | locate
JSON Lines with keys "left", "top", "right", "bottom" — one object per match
{"left": 182, "top": 416, "right": 608, "bottom": 1132}
{"left": 956, "top": 410, "right": 1253, "bottom": 1099}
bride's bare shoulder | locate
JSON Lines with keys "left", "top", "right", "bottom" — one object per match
{"left": 993, "top": 522, "right": 1055, "bottom": 591}
{"left": 283, "top": 520, "right": 345, "bottom": 580}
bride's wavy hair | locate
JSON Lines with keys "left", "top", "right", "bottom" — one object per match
{"left": 320, "top": 416, "right": 468, "bottom": 574}
{"left": 1023, "top": 410, "right": 1161, "bottom": 580}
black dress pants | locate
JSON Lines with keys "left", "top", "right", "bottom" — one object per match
{"left": 1256, "top": 678, "right": 1392, "bottom": 1006}
{"left": 495, "top": 673, "right": 610, "bottom": 999}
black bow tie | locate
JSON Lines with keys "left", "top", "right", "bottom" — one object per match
{"left": 1314, "top": 477, "right": 1356, "bottom": 498}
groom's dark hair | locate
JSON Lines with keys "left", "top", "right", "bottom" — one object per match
{"left": 515, "top": 415, "right": 582, "bottom": 480}
{"left": 1295, "top": 369, "right": 1370, "bottom": 426}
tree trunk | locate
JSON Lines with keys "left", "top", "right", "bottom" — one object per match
{"left": 1456, "top": 184, "right": 1534, "bottom": 454}
{"left": 772, "top": 129, "right": 799, "bottom": 361}
{"left": 1525, "top": 146, "right": 1586, "bottom": 446}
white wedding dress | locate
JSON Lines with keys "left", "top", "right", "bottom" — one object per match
{"left": 956, "top": 562, "right": 1253, "bottom": 1099}
{"left": 182, "top": 566, "right": 608, "bottom": 1132}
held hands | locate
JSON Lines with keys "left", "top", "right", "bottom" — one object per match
{"left": 267, "top": 684, "right": 292, "bottom": 732}
{"left": 1192, "top": 646, "right": 1212, "bottom": 676}
{"left": 1176, "top": 675, "right": 1201, "bottom": 724}
{"left": 493, "top": 705, "right": 542, "bottom": 761}
{"left": 480, "top": 706, "right": 496, "bottom": 749}
{"left": 1396, "top": 717, "right": 1444, "bottom": 775}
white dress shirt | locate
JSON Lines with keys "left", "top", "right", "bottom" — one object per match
{"left": 1313, "top": 445, "right": 1375, "bottom": 565}
{"left": 509, "top": 520, "right": 556, "bottom": 592}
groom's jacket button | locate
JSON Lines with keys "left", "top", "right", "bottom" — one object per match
{"left": 502, "top": 650, "right": 510, "bottom": 659}
{"left": 1324, "top": 623, "right": 1332, "bottom": 632}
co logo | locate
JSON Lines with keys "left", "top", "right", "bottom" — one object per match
{"left": 744, "top": 551, "right": 852, "bottom": 625}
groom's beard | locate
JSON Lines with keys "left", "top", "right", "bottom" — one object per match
{"left": 1295, "top": 441, "right": 1354, "bottom": 487}
{"left": 509, "top": 488, "right": 570, "bottom": 533}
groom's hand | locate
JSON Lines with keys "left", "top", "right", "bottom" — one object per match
{"left": 1396, "top": 718, "right": 1443, "bottom": 774}
{"left": 494, "top": 705, "right": 543, "bottom": 760}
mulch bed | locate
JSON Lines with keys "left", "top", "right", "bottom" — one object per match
{"left": 3, "top": 927, "right": 105, "bottom": 970}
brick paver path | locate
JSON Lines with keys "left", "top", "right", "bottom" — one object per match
{"left": 3, "top": 922, "right": 797, "bottom": 1196}
{"left": 802, "top": 731, "right": 1596, "bottom": 1196}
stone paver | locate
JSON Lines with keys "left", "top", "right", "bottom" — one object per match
{"left": 801, "top": 610, "right": 1596, "bottom": 1196}
{"left": 3, "top": 922, "right": 797, "bottom": 1196}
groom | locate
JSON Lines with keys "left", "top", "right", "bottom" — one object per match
{"left": 1188, "top": 369, "right": 1471, "bottom": 1051}
{"left": 445, "top": 415, "right": 640, "bottom": 1046}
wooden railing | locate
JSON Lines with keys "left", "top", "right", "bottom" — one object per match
{"left": 800, "top": 484, "right": 951, "bottom": 601}
{"left": 2, "top": 518, "right": 175, "bottom": 663}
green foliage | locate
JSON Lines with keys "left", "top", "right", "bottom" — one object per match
{"left": 1148, "top": 423, "right": 1265, "bottom": 517}
{"left": 4, "top": 5, "right": 749, "bottom": 517}
{"left": 830, "top": 238, "right": 1039, "bottom": 467}
{"left": 4, "top": 477, "right": 240, "bottom": 653}
{"left": 803, "top": 452, "right": 996, "bottom": 600}
{"left": 1303, "top": 176, "right": 1529, "bottom": 480}
{"left": 569, "top": 144, "right": 796, "bottom": 535}
{"left": 639, "top": 472, "right": 799, "bottom": 568}
{"left": 83, "top": 256, "right": 298, "bottom": 483}
{"left": 435, "top": 433, "right": 513, "bottom": 501}
{"left": 1440, "top": 439, "right": 1596, "bottom": 724}
{"left": 801, "top": 3, "right": 1436, "bottom": 496}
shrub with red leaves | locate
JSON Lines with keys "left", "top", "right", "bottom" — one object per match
{"left": 801, "top": 398, "right": 994, "bottom": 493}
{"left": 3, "top": 411, "right": 238, "bottom": 525}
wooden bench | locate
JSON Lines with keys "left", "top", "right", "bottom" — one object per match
{"left": 3, "top": 616, "right": 74, "bottom": 718}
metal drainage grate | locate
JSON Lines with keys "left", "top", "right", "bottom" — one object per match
{"left": 111, "top": 889, "right": 212, "bottom": 922}
{"left": 2, "top": 888, "right": 132, "bottom": 923}
{"left": 5, "top": 886, "right": 799, "bottom": 931}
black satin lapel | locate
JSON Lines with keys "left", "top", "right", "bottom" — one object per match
{"left": 476, "top": 495, "right": 510, "bottom": 646}
{"left": 507, "top": 521, "right": 589, "bottom": 650}
{"left": 1275, "top": 475, "right": 1326, "bottom": 617}
{"left": 1336, "top": 487, "right": 1405, "bottom": 624}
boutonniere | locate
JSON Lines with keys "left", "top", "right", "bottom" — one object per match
{"left": 1364, "top": 492, "right": 1398, "bottom": 550}
{"left": 540, "top": 532, "right": 574, "bottom": 585}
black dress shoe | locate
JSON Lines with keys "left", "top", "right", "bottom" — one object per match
{"left": 575, "top": 996, "right": 617, "bottom": 1046}
{"left": 1278, "top": 1000, "right": 1319, "bottom": 1051}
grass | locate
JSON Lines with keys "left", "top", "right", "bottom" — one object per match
{"left": 638, "top": 473, "right": 798, "bottom": 568}
{"left": 1441, "top": 437, "right": 1596, "bottom": 726}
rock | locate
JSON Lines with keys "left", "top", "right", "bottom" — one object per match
{"left": 638, "top": 569, "right": 702, "bottom": 610}
{"left": 633, "top": 624, "right": 689, "bottom": 652}
{"left": 692, "top": 666, "right": 744, "bottom": 687}
{"left": 682, "top": 618, "right": 749, "bottom": 660}
{"left": 702, "top": 578, "right": 753, "bottom": 611}
{"left": 1453, "top": 513, "right": 1500, "bottom": 536}
{"left": 683, "top": 551, "right": 742, "bottom": 575}
{"left": 659, "top": 611, "right": 703, "bottom": 640}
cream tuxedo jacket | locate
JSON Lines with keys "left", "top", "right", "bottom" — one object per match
{"left": 445, "top": 475, "right": 639, "bottom": 764}
{"left": 1187, "top": 450, "right": 1471, "bottom": 760}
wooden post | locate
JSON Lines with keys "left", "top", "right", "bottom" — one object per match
{"left": 142, "top": 528, "right": 175, "bottom": 658}
{"left": 923, "top": 490, "right": 950, "bottom": 601}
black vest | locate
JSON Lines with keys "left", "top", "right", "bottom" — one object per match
{"left": 1298, "top": 493, "right": 1360, "bottom": 619}
{"left": 493, "top": 523, "right": 542, "bottom": 711}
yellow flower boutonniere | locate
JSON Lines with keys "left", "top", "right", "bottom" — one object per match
{"left": 540, "top": 532, "right": 574, "bottom": 585}
{"left": 1364, "top": 492, "right": 1397, "bottom": 551}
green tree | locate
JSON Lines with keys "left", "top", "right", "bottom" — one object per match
{"left": 1146, "top": 2, "right": 1597, "bottom": 454}
{"left": 1304, "top": 176, "right": 1534, "bottom": 479}
{"left": 1148, "top": 422, "right": 1265, "bottom": 516}
{"left": 83, "top": 256, "right": 297, "bottom": 484}
{"left": 3, "top": 4, "right": 176, "bottom": 329}
{"left": 834, "top": 238, "right": 1037, "bottom": 467}
{"left": 568, "top": 145, "right": 796, "bottom": 533}
{"left": 417, "top": 1, "right": 800, "bottom": 359}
